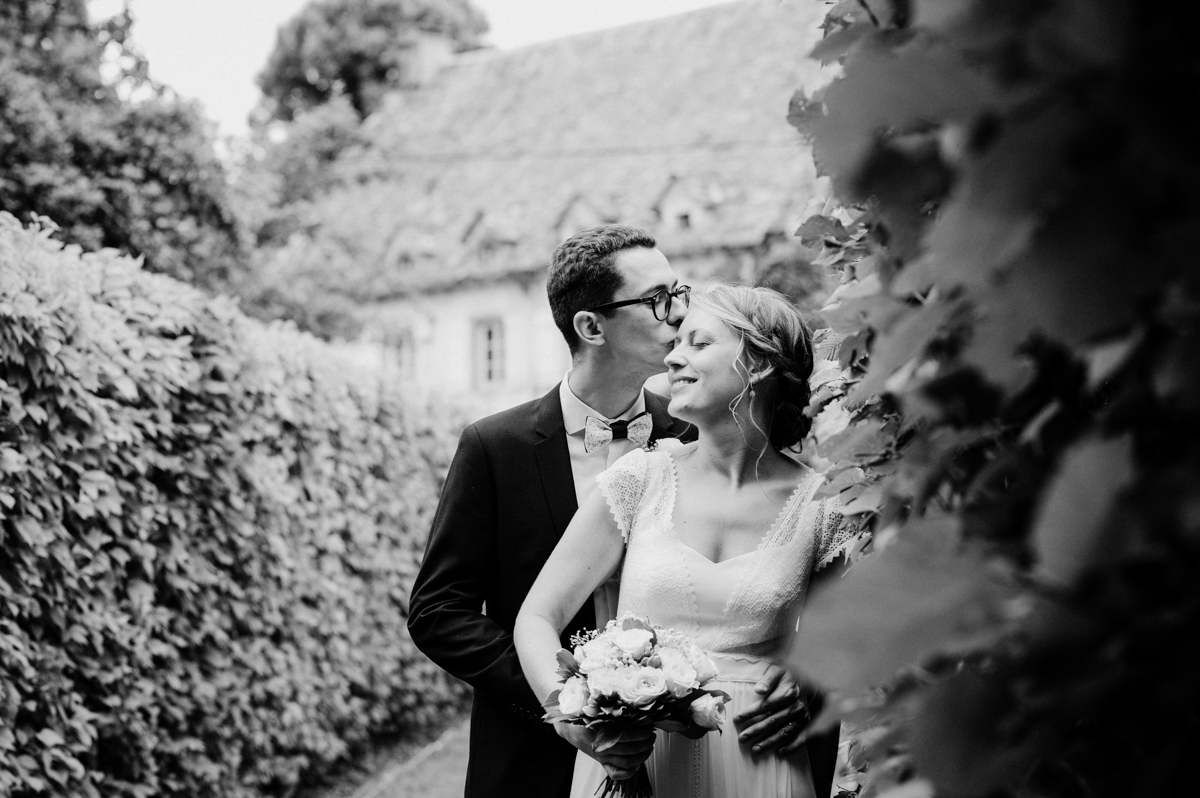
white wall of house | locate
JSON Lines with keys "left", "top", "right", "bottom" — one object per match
{"left": 363, "top": 276, "right": 573, "bottom": 417}
{"left": 356, "top": 249, "right": 769, "bottom": 418}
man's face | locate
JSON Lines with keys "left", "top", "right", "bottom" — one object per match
{"left": 598, "top": 247, "right": 685, "bottom": 381}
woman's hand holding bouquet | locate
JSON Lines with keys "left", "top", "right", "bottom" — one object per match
{"left": 543, "top": 614, "right": 730, "bottom": 798}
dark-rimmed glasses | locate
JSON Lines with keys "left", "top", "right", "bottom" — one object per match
{"left": 586, "top": 285, "right": 691, "bottom": 321}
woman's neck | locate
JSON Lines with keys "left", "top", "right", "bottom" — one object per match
{"left": 687, "top": 414, "right": 791, "bottom": 488}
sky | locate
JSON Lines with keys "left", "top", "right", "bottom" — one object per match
{"left": 89, "top": 0, "right": 741, "bottom": 139}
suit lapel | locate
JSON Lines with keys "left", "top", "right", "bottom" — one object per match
{"left": 534, "top": 385, "right": 578, "bottom": 536}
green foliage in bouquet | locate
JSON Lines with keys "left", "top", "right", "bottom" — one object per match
{"left": 786, "top": 1, "right": 1199, "bottom": 797}
{"left": 0, "top": 214, "right": 465, "bottom": 798}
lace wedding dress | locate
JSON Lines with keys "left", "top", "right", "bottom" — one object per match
{"left": 570, "top": 446, "right": 851, "bottom": 798}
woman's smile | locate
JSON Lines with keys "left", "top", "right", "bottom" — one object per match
{"left": 663, "top": 306, "right": 754, "bottom": 425}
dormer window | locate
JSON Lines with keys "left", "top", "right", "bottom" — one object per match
{"left": 654, "top": 176, "right": 720, "bottom": 236}
{"left": 478, "top": 240, "right": 497, "bottom": 264}
{"left": 555, "top": 195, "right": 614, "bottom": 243}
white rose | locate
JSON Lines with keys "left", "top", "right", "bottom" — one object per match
{"left": 557, "top": 677, "right": 590, "bottom": 716}
{"left": 582, "top": 637, "right": 618, "bottom": 660}
{"left": 578, "top": 637, "right": 618, "bottom": 673}
{"left": 585, "top": 668, "right": 626, "bottom": 698}
{"left": 617, "top": 667, "right": 668, "bottom": 707}
{"left": 577, "top": 652, "right": 608, "bottom": 674}
{"left": 687, "top": 650, "right": 719, "bottom": 684}
{"left": 611, "top": 628, "right": 654, "bottom": 661}
{"left": 657, "top": 649, "right": 698, "bottom": 697}
{"left": 689, "top": 693, "right": 727, "bottom": 730}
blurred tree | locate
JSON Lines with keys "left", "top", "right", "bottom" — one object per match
{"left": 261, "top": 96, "right": 365, "bottom": 210}
{"left": 257, "top": 0, "right": 488, "bottom": 122}
{"left": 236, "top": 0, "right": 490, "bottom": 338}
{"left": 754, "top": 233, "right": 837, "bottom": 317}
{"left": 0, "top": 0, "right": 243, "bottom": 292}
{"left": 233, "top": 95, "right": 365, "bottom": 250}
{"left": 229, "top": 95, "right": 369, "bottom": 340}
{"left": 236, "top": 230, "right": 369, "bottom": 342}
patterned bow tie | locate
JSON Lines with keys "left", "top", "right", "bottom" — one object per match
{"left": 584, "top": 411, "right": 653, "bottom": 454}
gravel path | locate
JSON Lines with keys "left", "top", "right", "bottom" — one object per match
{"left": 351, "top": 719, "right": 470, "bottom": 798}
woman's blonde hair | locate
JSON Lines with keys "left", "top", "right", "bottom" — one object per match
{"left": 689, "top": 283, "right": 814, "bottom": 450}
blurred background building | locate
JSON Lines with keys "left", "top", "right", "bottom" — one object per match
{"left": 6, "top": 0, "right": 834, "bottom": 416}
{"left": 330, "top": 0, "right": 832, "bottom": 414}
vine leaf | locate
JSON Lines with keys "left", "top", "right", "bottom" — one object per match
{"left": 795, "top": 215, "right": 849, "bottom": 247}
{"left": 958, "top": 290, "right": 1038, "bottom": 395}
{"left": 846, "top": 302, "right": 955, "bottom": 406}
{"left": 786, "top": 517, "right": 1016, "bottom": 695}
{"left": 816, "top": 417, "right": 889, "bottom": 463}
{"left": 1083, "top": 331, "right": 1141, "bottom": 389}
{"left": 813, "top": 43, "right": 996, "bottom": 188}
{"left": 1006, "top": 189, "right": 1151, "bottom": 346}
{"left": 899, "top": 108, "right": 1074, "bottom": 294}
{"left": 809, "top": 22, "right": 873, "bottom": 63}
{"left": 840, "top": 484, "right": 884, "bottom": 516}
{"left": 908, "top": 667, "right": 1046, "bottom": 796}
{"left": 1032, "top": 435, "right": 1134, "bottom": 585}
{"left": 821, "top": 294, "right": 905, "bottom": 335}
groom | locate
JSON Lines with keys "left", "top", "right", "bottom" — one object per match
{"left": 407, "top": 225, "right": 833, "bottom": 798}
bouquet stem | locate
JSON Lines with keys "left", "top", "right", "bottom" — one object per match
{"left": 596, "top": 763, "right": 652, "bottom": 798}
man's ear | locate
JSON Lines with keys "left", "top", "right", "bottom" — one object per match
{"left": 572, "top": 311, "right": 606, "bottom": 348}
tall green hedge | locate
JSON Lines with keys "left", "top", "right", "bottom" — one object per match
{"left": 0, "top": 213, "right": 464, "bottom": 798}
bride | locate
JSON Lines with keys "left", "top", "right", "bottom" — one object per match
{"left": 515, "top": 284, "right": 852, "bottom": 798}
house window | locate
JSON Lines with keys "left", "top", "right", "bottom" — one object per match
{"left": 391, "top": 329, "right": 416, "bottom": 381}
{"left": 472, "top": 318, "right": 505, "bottom": 388}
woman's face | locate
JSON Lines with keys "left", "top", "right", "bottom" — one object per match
{"left": 664, "top": 307, "right": 750, "bottom": 424}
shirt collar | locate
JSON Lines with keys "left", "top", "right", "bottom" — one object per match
{"left": 559, "top": 371, "right": 648, "bottom": 435}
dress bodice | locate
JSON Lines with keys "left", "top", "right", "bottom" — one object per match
{"left": 597, "top": 447, "right": 849, "bottom": 659}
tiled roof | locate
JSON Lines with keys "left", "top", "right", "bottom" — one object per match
{"left": 321, "top": 0, "right": 830, "bottom": 297}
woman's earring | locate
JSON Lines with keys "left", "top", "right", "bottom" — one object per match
{"left": 749, "top": 384, "right": 756, "bottom": 399}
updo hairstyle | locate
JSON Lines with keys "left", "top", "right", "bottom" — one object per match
{"left": 689, "top": 284, "right": 815, "bottom": 450}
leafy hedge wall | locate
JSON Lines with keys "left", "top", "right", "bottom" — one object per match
{"left": 0, "top": 213, "right": 465, "bottom": 798}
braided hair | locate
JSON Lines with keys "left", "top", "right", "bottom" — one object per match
{"left": 689, "top": 284, "right": 814, "bottom": 451}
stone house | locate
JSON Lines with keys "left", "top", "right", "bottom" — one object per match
{"left": 334, "top": 0, "right": 831, "bottom": 415}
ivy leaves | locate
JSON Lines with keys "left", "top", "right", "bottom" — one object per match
{"left": 1031, "top": 435, "right": 1135, "bottom": 586}
{"left": 787, "top": 1, "right": 1200, "bottom": 796}
{"left": 789, "top": 517, "right": 1018, "bottom": 695}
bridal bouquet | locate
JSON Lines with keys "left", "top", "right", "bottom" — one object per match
{"left": 543, "top": 614, "right": 730, "bottom": 798}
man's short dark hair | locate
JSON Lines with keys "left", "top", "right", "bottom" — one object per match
{"left": 547, "top": 225, "right": 657, "bottom": 353}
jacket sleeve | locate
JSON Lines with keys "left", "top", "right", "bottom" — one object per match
{"left": 406, "top": 424, "right": 546, "bottom": 723}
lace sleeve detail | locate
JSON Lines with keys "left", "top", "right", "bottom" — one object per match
{"left": 814, "top": 496, "right": 857, "bottom": 570}
{"left": 595, "top": 448, "right": 650, "bottom": 543}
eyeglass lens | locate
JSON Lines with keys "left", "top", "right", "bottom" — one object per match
{"left": 653, "top": 287, "right": 690, "bottom": 320}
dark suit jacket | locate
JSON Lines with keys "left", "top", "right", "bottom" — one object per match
{"left": 407, "top": 385, "right": 839, "bottom": 798}
{"left": 407, "top": 386, "right": 692, "bottom": 798}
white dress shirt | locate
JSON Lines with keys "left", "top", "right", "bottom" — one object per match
{"left": 558, "top": 373, "right": 649, "bottom": 506}
{"left": 558, "top": 372, "right": 649, "bottom": 625}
